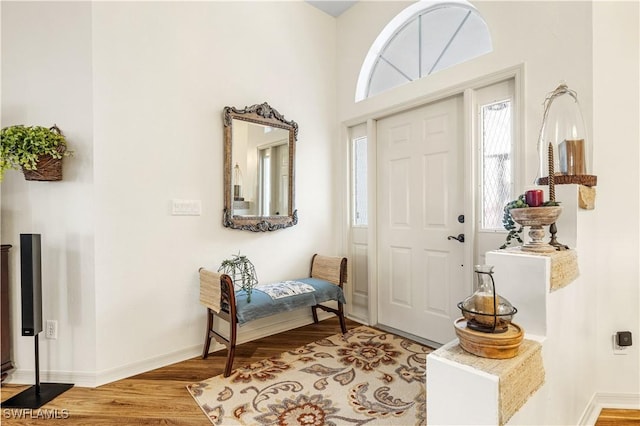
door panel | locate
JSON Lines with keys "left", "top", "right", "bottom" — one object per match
{"left": 377, "top": 96, "right": 465, "bottom": 344}
{"left": 390, "top": 246, "right": 412, "bottom": 306}
{"left": 352, "top": 241, "right": 369, "bottom": 296}
{"left": 390, "top": 158, "right": 411, "bottom": 226}
{"left": 424, "top": 153, "right": 447, "bottom": 225}
{"left": 425, "top": 250, "right": 449, "bottom": 315}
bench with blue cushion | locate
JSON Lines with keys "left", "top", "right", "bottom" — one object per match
{"left": 199, "top": 254, "right": 347, "bottom": 377}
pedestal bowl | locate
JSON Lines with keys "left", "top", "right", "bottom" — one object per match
{"left": 510, "top": 206, "right": 562, "bottom": 253}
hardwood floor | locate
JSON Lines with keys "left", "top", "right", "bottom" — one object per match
{"left": 596, "top": 409, "right": 640, "bottom": 426}
{"left": 1, "top": 318, "right": 359, "bottom": 425}
{"left": 1, "top": 317, "right": 638, "bottom": 425}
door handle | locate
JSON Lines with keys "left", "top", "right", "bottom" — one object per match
{"left": 447, "top": 233, "right": 465, "bottom": 243}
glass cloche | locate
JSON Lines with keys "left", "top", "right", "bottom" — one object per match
{"left": 457, "top": 265, "right": 517, "bottom": 333}
{"left": 536, "top": 82, "right": 596, "bottom": 186}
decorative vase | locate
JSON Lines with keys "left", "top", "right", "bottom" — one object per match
{"left": 509, "top": 206, "right": 562, "bottom": 253}
{"left": 458, "top": 265, "right": 517, "bottom": 333}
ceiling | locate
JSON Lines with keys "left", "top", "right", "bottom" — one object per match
{"left": 305, "top": 1, "right": 357, "bottom": 17}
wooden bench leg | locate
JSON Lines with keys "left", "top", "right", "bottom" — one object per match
{"left": 311, "top": 303, "right": 348, "bottom": 334}
{"left": 224, "top": 345, "right": 235, "bottom": 377}
{"left": 202, "top": 308, "right": 214, "bottom": 359}
{"left": 200, "top": 305, "right": 238, "bottom": 377}
{"left": 337, "top": 303, "right": 347, "bottom": 334}
{"left": 223, "top": 312, "right": 238, "bottom": 378}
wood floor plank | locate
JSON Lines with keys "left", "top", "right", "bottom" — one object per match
{"left": 1, "top": 317, "right": 358, "bottom": 425}
{"left": 596, "top": 408, "right": 640, "bottom": 425}
{"left": 2, "top": 317, "right": 638, "bottom": 425}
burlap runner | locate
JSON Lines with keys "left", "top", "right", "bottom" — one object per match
{"left": 503, "top": 248, "right": 579, "bottom": 291}
{"left": 433, "top": 339, "right": 545, "bottom": 425}
{"left": 545, "top": 249, "right": 579, "bottom": 291}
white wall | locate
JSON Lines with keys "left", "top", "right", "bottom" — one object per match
{"left": 2, "top": 1, "right": 338, "bottom": 386}
{"left": 1, "top": 2, "right": 97, "bottom": 381}
{"left": 592, "top": 0, "right": 639, "bottom": 397}
{"left": 336, "top": 0, "right": 638, "bottom": 422}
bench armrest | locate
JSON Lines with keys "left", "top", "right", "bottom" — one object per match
{"left": 199, "top": 268, "right": 235, "bottom": 315}
{"left": 310, "top": 254, "right": 347, "bottom": 287}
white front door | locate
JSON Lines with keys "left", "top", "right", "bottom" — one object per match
{"left": 377, "top": 95, "right": 467, "bottom": 344}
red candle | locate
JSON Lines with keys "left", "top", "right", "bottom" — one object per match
{"left": 525, "top": 189, "right": 544, "bottom": 207}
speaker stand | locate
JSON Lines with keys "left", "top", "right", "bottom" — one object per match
{"left": 2, "top": 334, "right": 73, "bottom": 408}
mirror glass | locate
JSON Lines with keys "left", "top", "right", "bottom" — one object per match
{"left": 223, "top": 102, "right": 298, "bottom": 231}
{"left": 231, "top": 121, "right": 289, "bottom": 216}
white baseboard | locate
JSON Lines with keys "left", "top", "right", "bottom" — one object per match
{"left": 579, "top": 392, "right": 640, "bottom": 425}
{"left": 4, "top": 342, "right": 204, "bottom": 388}
{"left": 5, "top": 369, "right": 101, "bottom": 388}
{"left": 4, "top": 310, "right": 337, "bottom": 388}
{"left": 345, "top": 313, "right": 369, "bottom": 325}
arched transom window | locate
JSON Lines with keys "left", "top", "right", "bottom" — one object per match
{"left": 356, "top": 0, "right": 492, "bottom": 101}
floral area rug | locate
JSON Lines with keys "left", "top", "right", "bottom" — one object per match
{"left": 187, "top": 326, "right": 432, "bottom": 425}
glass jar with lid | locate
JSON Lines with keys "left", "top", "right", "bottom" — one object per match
{"left": 457, "top": 265, "right": 517, "bottom": 333}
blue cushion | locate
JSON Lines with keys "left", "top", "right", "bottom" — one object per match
{"left": 234, "top": 277, "right": 346, "bottom": 324}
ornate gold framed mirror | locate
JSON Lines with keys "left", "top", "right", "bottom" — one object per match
{"left": 223, "top": 102, "right": 298, "bottom": 231}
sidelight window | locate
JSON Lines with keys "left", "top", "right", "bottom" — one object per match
{"left": 352, "top": 135, "right": 368, "bottom": 226}
{"left": 480, "top": 99, "right": 513, "bottom": 230}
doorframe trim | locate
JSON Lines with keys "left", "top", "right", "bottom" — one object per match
{"left": 365, "top": 118, "right": 378, "bottom": 326}
{"left": 341, "top": 64, "right": 525, "bottom": 326}
{"left": 342, "top": 64, "right": 525, "bottom": 127}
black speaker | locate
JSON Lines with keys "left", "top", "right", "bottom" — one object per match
{"left": 3, "top": 233, "right": 74, "bottom": 409}
{"left": 20, "top": 234, "right": 43, "bottom": 336}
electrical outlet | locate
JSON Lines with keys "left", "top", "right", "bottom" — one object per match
{"left": 45, "top": 320, "right": 58, "bottom": 339}
{"left": 612, "top": 334, "right": 628, "bottom": 355}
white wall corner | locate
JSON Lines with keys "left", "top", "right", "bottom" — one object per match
{"left": 427, "top": 348, "right": 500, "bottom": 425}
{"left": 578, "top": 393, "right": 640, "bottom": 426}
{"left": 486, "top": 250, "right": 550, "bottom": 337}
{"left": 521, "top": 184, "right": 580, "bottom": 250}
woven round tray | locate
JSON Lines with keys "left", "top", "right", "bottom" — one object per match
{"left": 454, "top": 318, "right": 524, "bottom": 359}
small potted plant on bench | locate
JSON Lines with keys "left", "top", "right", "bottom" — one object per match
{"left": 0, "top": 124, "right": 72, "bottom": 181}
{"left": 218, "top": 252, "right": 259, "bottom": 303}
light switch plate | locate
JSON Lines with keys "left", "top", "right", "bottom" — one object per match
{"left": 171, "top": 199, "right": 202, "bottom": 216}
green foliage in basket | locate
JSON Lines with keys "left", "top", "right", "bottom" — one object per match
{"left": 218, "top": 252, "right": 259, "bottom": 303}
{"left": 0, "top": 125, "right": 72, "bottom": 181}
